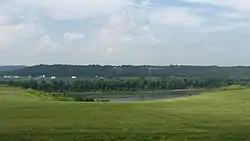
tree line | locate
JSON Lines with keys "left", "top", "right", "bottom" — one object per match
{"left": 2, "top": 64, "right": 250, "bottom": 79}
{"left": 3, "top": 77, "right": 250, "bottom": 93}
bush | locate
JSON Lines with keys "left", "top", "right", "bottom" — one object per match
{"left": 73, "top": 97, "right": 95, "bottom": 102}
{"left": 96, "top": 99, "right": 110, "bottom": 102}
{"left": 54, "top": 96, "right": 74, "bottom": 101}
{"left": 219, "top": 85, "right": 248, "bottom": 91}
{"left": 26, "top": 89, "right": 73, "bottom": 101}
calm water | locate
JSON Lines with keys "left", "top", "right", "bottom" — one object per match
{"left": 68, "top": 89, "right": 207, "bottom": 102}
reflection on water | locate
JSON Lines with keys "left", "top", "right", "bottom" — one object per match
{"left": 69, "top": 90, "right": 206, "bottom": 102}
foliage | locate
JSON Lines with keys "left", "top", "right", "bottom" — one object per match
{"left": 26, "top": 89, "right": 73, "bottom": 101}
{"left": 219, "top": 85, "right": 248, "bottom": 91}
{"left": 3, "top": 77, "right": 250, "bottom": 93}
{"left": 73, "top": 97, "right": 95, "bottom": 102}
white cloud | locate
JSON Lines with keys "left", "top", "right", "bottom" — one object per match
{"left": 0, "top": 1, "right": 42, "bottom": 49}
{"left": 36, "top": 35, "right": 60, "bottom": 53}
{"left": 149, "top": 7, "right": 205, "bottom": 26}
{"left": 0, "top": 13, "right": 9, "bottom": 25}
{"left": 0, "top": 22, "right": 40, "bottom": 47}
{"left": 201, "top": 25, "right": 236, "bottom": 33}
{"left": 119, "top": 35, "right": 133, "bottom": 43}
{"left": 63, "top": 32, "right": 85, "bottom": 41}
{"left": 140, "top": 26, "right": 150, "bottom": 31}
{"left": 184, "top": 0, "right": 250, "bottom": 12}
{"left": 38, "top": 0, "right": 131, "bottom": 20}
{"left": 84, "top": 7, "right": 163, "bottom": 56}
{"left": 0, "top": 4, "right": 15, "bottom": 25}
{"left": 184, "top": 0, "right": 250, "bottom": 32}
{"left": 140, "top": 0, "right": 151, "bottom": 6}
{"left": 218, "top": 11, "right": 248, "bottom": 19}
{"left": 1, "top": 0, "right": 250, "bottom": 65}
{"left": 196, "top": 21, "right": 249, "bottom": 33}
{"left": 15, "top": 22, "right": 41, "bottom": 38}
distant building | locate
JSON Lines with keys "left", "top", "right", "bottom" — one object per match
{"left": 95, "top": 76, "right": 104, "bottom": 79}
{"left": 51, "top": 76, "right": 56, "bottom": 79}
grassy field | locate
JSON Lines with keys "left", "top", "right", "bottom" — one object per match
{"left": 1, "top": 86, "right": 250, "bottom": 141}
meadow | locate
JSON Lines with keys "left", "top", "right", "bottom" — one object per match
{"left": 1, "top": 85, "right": 250, "bottom": 141}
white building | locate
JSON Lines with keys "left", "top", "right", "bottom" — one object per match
{"left": 51, "top": 76, "right": 56, "bottom": 79}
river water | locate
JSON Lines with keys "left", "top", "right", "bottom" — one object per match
{"left": 68, "top": 89, "right": 207, "bottom": 102}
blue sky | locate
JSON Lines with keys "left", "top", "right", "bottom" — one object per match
{"left": 0, "top": 0, "right": 250, "bottom": 66}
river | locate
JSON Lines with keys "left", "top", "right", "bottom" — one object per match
{"left": 68, "top": 89, "right": 207, "bottom": 102}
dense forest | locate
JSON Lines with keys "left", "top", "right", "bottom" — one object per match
{"left": 2, "top": 64, "right": 250, "bottom": 78}
{"left": 0, "top": 66, "right": 26, "bottom": 71}
{"left": 2, "top": 64, "right": 250, "bottom": 93}
{"left": 3, "top": 77, "right": 250, "bottom": 93}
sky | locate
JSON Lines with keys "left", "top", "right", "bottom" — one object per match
{"left": 0, "top": 0, "right": 250, "bottom": 66}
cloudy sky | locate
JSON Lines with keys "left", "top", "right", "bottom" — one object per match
{"left": 0, "top": 0, "right": 250, "bottom": 66}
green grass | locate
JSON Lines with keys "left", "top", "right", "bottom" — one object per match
{"left": 1, "top": 85, "right": 250, "bottom": 141}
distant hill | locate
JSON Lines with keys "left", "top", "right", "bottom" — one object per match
{"left": 2, "top": 64, "right": 250, "bottom": 79}
{"left": 0, "top": 66, "right": 26, "bottom": 72}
